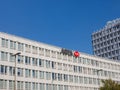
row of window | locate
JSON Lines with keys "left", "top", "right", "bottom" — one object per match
{"left": 93, "top": 43, "right": 120, "bottom": 51}
{"left": 1, "top": 38, "right": 61, "bottom": 58}
{"left": 92, "top": 24, "right": 120, "bottom": 39}
{"left": 92, "top": 31, "right": 120, "bottom": 42}
{"left": 93, "top": 39, "right": 120, "bottom": 50}
{"left": 0, "top": 79, "right": 99, "bottom": 90}
{"left": 1, "top": 51, "right": 120, "bottom": 71}
{"left": 0, "top": 65, "right": 120, "bottom": 82}
{"left": 94, "top": 49, "right": 119, "bottom": 57}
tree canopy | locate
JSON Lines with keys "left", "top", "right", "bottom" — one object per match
{"left": 100, "top": 79, "right": 120, "bottom": 90}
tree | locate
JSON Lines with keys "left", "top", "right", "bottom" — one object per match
{"left": 100, "top": 79, "right": 120, "bottom": 90}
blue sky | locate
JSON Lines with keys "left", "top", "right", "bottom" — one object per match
{"left": 0, "top": 0, "right": 120, "bottom": 54}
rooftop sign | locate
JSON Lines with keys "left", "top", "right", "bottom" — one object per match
{"left": 61, "top": 48, "right": 80, "bottom": 57}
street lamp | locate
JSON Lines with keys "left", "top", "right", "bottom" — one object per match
{"left": 96, "top": 69, "right": 103, "bottom": 89}
{"left": 12, "top": 52, "right": 21, "bottom": 90}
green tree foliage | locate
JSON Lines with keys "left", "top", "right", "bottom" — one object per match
{"left": 100, "top": 79, "right": 120, "bottom": 90}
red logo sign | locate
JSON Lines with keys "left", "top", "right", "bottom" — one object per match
{"left": 74, "top": 51, "right": 80, "bottom": 57}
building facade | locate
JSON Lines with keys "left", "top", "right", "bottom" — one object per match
{"left": 92, "top": 18, "right": 120, "bottom": 60}
{"left": 0, "top": 32, "right": 120, "bottom": 90}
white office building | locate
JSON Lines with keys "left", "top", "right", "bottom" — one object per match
{"left": 0, "top": 32, "right": 120, "bottom": 90}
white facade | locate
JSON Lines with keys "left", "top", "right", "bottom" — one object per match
{"left": 0, "top": 32, "right": 120, "bottom": 90}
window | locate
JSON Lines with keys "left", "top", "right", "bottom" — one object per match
{"left": 9, "top": 53, "right": 15, "bottom": 62}
{"left": 32, "top": 46, "right": 38, "bottom": 54}
{"left": 46, "top": 60, "right": 51, "bottom": 68}
{"left": 52, "top": 73, "right": 57, "bottom": 80}
{"left": 0, "top": 79, "right": 7, "bottom": 89}
{"left": 32, "top": 70, "right": 38, "bottom": 78}
{"left": 32, "top": 58, "right": 38, "bottom": 66}
{"left": 84, "top": 77, "right": 88, "bottom": 84}
{"left": 58, "top": 85, "right": 63, "bottom": 90}
{"left": 83, "top": 58, "right": 86, "bottom": 64}
{"left": 10, "top": 40, "right": 16, "bottom": 50}
{"left": 25, "top": 44, "right": 31, "bottom": 53}
{"left": 46, "top": 84, "right": 52, "bottom": 90}
{"left": 9, "top": 66, "right": 15, "bottom": 76}
{"left": 89, "top": 78, "right": 92, "bottom": 84}
{"left": 63, "top": 64, "right": 67, "bottom": 71}
{"left": 40, "top": 83, "right": 45, "bottom": 90}
{"left": 68, "top": 56, "right": 72, "bottom": 62}
{"left": 52, "top": 61, "right": 56, "bottom": 69}
{"left": 25, "top": 56, "right": 31, "bottom": 65}
{"left": 79, "top": 76, "right": 83, "bottom": 83}
{"left": 0, "top": 65, "right": 7, "bottom": 75}
{"left": 64, "top": 74, "right": 68, "bottom": 82}
{"left": 9, "top": 80, "right": 14, "bottom": 90}
{"left": 18, "top": 42, "right": 24, "bottom": 51}
{"left": 78, "top": 66, "right": 82, "bottom": 73}
{"left": 39, "top": 59, "right": 44, "bottom": 67}
{"left": 74, "top": 76, "right": 78, "bottom": 83}
{"left": 1, "top": 51, "right": 8, "bottom": 61}
{"left": 1, "top": 38, "right": 8, "bottom": 48}
{"left": 39, "top": 48, "right": 44, "bottom": 56}
{"left": 46, "top": 72, "right": 51, "bottom": 80}
{"left": 25, "top": 82, "right": 31, "bottom": 90}
{"left": 63, "top": 54, "right": 67, "bottom": 60}
{"left": 53, "top": 84, "right": 57, "bottom": 90}
{"left": 17, "top": 81, "right": 23, "bottom": 90}
{"left": 78, "top": 57, "right": 82, "bottom": 63}
{"left": 25, "top": 69, "right": 31, "bottom": 77}
{"left": 74, "top": 66, "right": 78, "bottom": 72}
{"left": 17, "top": 68, "right": 23, "bottom": 77}
{"left": 58, "top": 73, "right": 62, "bottom": 81}
{"left": 58, "top": 63, "right": 62, "bottom": 70}
{"left": 68, "top": 65, "right": 73, "bottom": 72}
{"left": 45, "top": 49, "right": 50, "bottom": 57}
{"left": 57, "top": 52, "right": 62, "bottom": 59}
{"left": 93, "top": 78, "right": 97, "bottom": 85}
{"left": 39, "top": 71, "right": 44, "bottom": 79}
{"left": 51, "top": 51, "right": 56, "bottom": 58}
{"left": 64, "top": 85, "right": 68, "bottom": 90}
{"left": 17, "top": 55, "right": 24, "bottom": 63}
{"left": 73, "top": 57, "right": 77, "bottom": 63}
{"left": 69, "top": 75, "right": 73, "bottom": 82}
{"left": 88, "top": 68, "right": 91, "bottom": 74}
{"left": 32, "top": 82, "right": 38, "bottom": 90}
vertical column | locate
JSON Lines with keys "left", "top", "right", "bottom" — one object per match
{"left": 50, "top": 50, "right": 52, "bottom": 58}
{"left": 30, "top": 57, "right": 32, "bottom": 66}
{"left": 30, "top": 45, "right": 32, "bottom": 54}
{"left": 15, "top": 41, "right": 18, "bottom": 51}
{"left": 7, "top": 39, "right": 10, "bottom": 49}
{"left": 23, "top": 68, "right": 25, "bottom": 78}
{"left": 0, "top": 37, "right": 1, "bottom": 48}
{"left": 31, "top": 82, "right": 33, "bottom": 90}
{"left": 44, "top": 83, "right": 46, "bottom": 90}
{"left": 37, "top": 58, "right": 39, "bottom": 67}
{"left": 7, "top": 80, "right": 9, "bottom": 90}
{"left": 31, "top": 46, "right": 33, "bottom": 54}
{"left": 23, "top": 81, "right": 25, "bottom": 90}
{"left": 0, "top": 52, "right": 1, "bottom": 61}
{"left": 37, "top": 82, "right": 39, "bottom": 90}
{"left": 23, "top": 44, "right": 25, "bottom": 53}
{"left": 31, "top": 69, "right": 32, "bottom": 79}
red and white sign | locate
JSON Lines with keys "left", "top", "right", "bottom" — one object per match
{"left": 74, "top": 51, "right": 80, "bottom": 57}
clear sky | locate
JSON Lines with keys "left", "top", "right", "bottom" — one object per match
{"left": 0, "top": 0, "right": 120, "bottom": 54}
